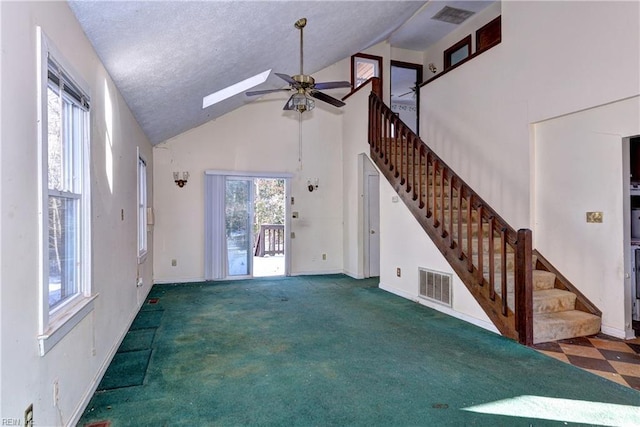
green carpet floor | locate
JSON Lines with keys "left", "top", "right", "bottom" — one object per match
{"left": 79, "top": 275, "right": 640, "bottom": 426}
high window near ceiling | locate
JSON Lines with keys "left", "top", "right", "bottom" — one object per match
{"left": 351, "top": 53, "right": 383, "bottom": 90}
{"left": 37, "top": 28, "right": 94, "bottom": 355}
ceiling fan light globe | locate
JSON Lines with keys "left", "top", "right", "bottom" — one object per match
{"left": 290, "top": 93, "right": 314, "bottom": 113}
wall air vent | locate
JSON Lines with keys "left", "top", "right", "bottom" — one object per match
{"left": 431, "top": 6, "right": 475, "bottom": 25}
{"left": 419, "top": 268, "right": 452, "bottom": 307}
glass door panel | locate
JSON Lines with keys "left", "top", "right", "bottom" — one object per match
{"left": 225, "top": 178, "right": 253, "bottom": 276}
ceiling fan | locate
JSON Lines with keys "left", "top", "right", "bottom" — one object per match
{"left": 245, "top": 18, "right": 351, "bottom": 113}
{"left": 398, "top": 84, "right": 418, "bottom": 99}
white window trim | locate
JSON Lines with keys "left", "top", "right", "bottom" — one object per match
{"left": 137, "top": 147, "right": 148, "bottom": 264}
{"left": 36, "top": 27, "right": 96, "bottom": 356}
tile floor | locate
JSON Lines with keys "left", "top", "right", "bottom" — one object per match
{"left": 534, "top": 334, "right": 640, "bottom": 391}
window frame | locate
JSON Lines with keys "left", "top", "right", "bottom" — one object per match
{"left": 137, "top": 149, "right": 148, "bottom": 262}
{"left": 444, "top": 35, "right": 472, "bottom": 70}
{"left": 37, "top": 27, "right": 95, "bottom": 356}
{"left": 476, "top": 15, "right": 502, "bottom": 53}
{"left": 351, "top": 53, "right": 383, "bottom": 90}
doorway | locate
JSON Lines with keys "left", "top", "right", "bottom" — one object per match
{"left": 363, "top": 155, "right": 380, "bottom": 278}
{"left": 390, "top": 60, "right": 423, "bottom": 135}
{"left": 627, "top": 136, "right": 640, "bottom": 333}
{"left": 205, "top": 172, "right": 290, "bottom": 280}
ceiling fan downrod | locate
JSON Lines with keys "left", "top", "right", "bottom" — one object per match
{"left": 295, "top": 18, "right": 306, "bottom": 76}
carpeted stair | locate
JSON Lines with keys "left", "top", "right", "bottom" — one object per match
{"left": 530, "top": 254, "right": 601, "bottom": 344}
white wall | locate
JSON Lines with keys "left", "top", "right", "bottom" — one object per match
{"left": 0, "top": 2, "right": 153, "bottom": 425}
{"left": 341, "top": 81, "right": 374, "bottom": 278}
{"left": 153, "top": 70, "right": 349, "bottom": 282}
{"left": 391, "top": 46, "right": 423, "bottom": 66}
{"left": 420, "top": 1, "right": 640, "bottom": 336}
{"left": 535, "top": 97, "right": 640, "bottom": 338}
{"left": 378, "top": 175, "right": 498, "bottom": 332}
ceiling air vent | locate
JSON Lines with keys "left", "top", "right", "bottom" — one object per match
{"left": 431, "top": 6, "right": 475, "bottom": 25}
{"left": 419, "top": 268, "right": 452, "bottom": 307}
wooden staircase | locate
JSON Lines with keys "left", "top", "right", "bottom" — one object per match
{"left": 368, "top": 91, "right": 600, "bottom": 345}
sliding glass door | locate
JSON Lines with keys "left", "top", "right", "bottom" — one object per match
{"left": 205, "top": 172, "right": 290, "bottom": 280}
{"left": 225, "top": 178, "right": 253, "bottom": 277}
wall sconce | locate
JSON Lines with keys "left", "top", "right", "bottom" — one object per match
{"left": 173, "top": 171, "right": 189, "bottom": 187}
{"left": 428, "top": 63, "right": 437, "bottom": 74}
{"left": 307, "top": 178, "right": 319, "bottom": 192}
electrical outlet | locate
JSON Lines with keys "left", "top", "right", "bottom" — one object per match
{"left": 322, "top": 253, "right": 326, "bottom": 260}
{"left": 396, "top": 267, "right": 401, "bottom": 277}
{"left": 171, "top": 259, "right": 177, "bottom": 267}
{"left": 24, "top": 404, "right": 33, "bottom": 427}
{"left": 291, "top": 232, "right": 296, "bottom": 238}
{"left": 53, "top": 380, "right": 59, "bottom": 405}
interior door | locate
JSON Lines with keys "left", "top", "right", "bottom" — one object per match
{"left": 225, "top": 177, "right": 253, "bottom": 277}
{"left": 367, "top": 174, "right": 380, "bottom": 277}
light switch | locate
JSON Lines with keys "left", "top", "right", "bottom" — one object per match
{"left": 586, "top": 212, "right": 603, "bottom": 223}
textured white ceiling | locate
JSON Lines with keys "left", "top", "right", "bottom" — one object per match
{"left": 68, "top": 1, "right": 494, "bottom": 145}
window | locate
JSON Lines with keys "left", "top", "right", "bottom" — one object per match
{"left": 476, "top": 16, "right": 501, "bottom": 52}
{"left": 37, "top": 28, "right": 94, "bottom": 355}
{"left": 351, "top": 53, "right": 383, "bottom": 89}
{"left": 444, "top": 35, "right": 472, "bottom": 70}
{"left": 137, "top": 152, "right": 148, "bottom": 260}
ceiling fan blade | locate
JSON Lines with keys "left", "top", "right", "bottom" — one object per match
{"left": 398, "top": 90, "right": 413, "bottom": 97}
{"left": 283, "top": 94, "right": 296, "bottom": 110}
{"left": 309, "top": 90, "right": 345, "bottom": 108}
{"left": 275, "top": 73, "right": 297, "bottom": 85}
{"left": 313, "top": 81, "right": 351, "bottom": 90}
{"left": 246, "top": 88, "right": 291, "bottom": 97}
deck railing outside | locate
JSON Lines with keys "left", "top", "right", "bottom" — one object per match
{"left": 254, "top": 224, "right": 285, "bottom": 257}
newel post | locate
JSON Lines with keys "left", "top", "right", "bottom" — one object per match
{"left": 515, "top": 228, "right": 533, "bottom": 346}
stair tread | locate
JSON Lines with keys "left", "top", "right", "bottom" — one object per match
{"left": 532, "top": 270, "right": 555, "bottom": 290}
{"left": 534, "top": 310, "right": 600, "bottom": 322}
{"left": 533, "top": 288, "right": 576, "bottom": 299}
{"left": 533, "top": 310, "right": 601, "bottom": 344}
{"left": 533, "top": 288, "right": 577, "bottom": 313}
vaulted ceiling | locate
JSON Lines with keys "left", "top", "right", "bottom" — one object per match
{"left": 68, "top": 1, "right": 494, "bottom": 145}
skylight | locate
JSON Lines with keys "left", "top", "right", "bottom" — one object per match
{"left": 202, "top": 69, "right": 271, "bottom": 109}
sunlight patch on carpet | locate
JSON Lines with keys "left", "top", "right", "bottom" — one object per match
{"left": 463, "top": 395, "right": 640, "bottom": 426}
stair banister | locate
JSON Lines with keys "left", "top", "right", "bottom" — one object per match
{"left": 368, "top": 91, "right": 534, "bottom": 344}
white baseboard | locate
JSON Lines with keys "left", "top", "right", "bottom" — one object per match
{"left": 601, "top": 324, "right": 633, "bottom": 340}
{"left": 68, "top": 287, "right": 152, "bottom": 426}
{"left": 342, "top": 269, "right": 365, "bottom": 279}
{"left": 153, "top": 276, "right": 205, "bottom": 284}
{"left": 379, "top": 282, "right": 500, "bottom": 335}
{"left": 291, "top": 269, "right": 344, "bottom": 276}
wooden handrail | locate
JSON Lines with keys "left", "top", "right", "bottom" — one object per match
{"left": 343, "top": 76, "right": 382, "bottom": 102}
{"left": 368, "top": 92, "right": 533, "bottom": 344}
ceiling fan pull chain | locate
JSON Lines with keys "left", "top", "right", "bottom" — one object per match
{"left": 298, "top": 113, "right": 303, "bottom": 168}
